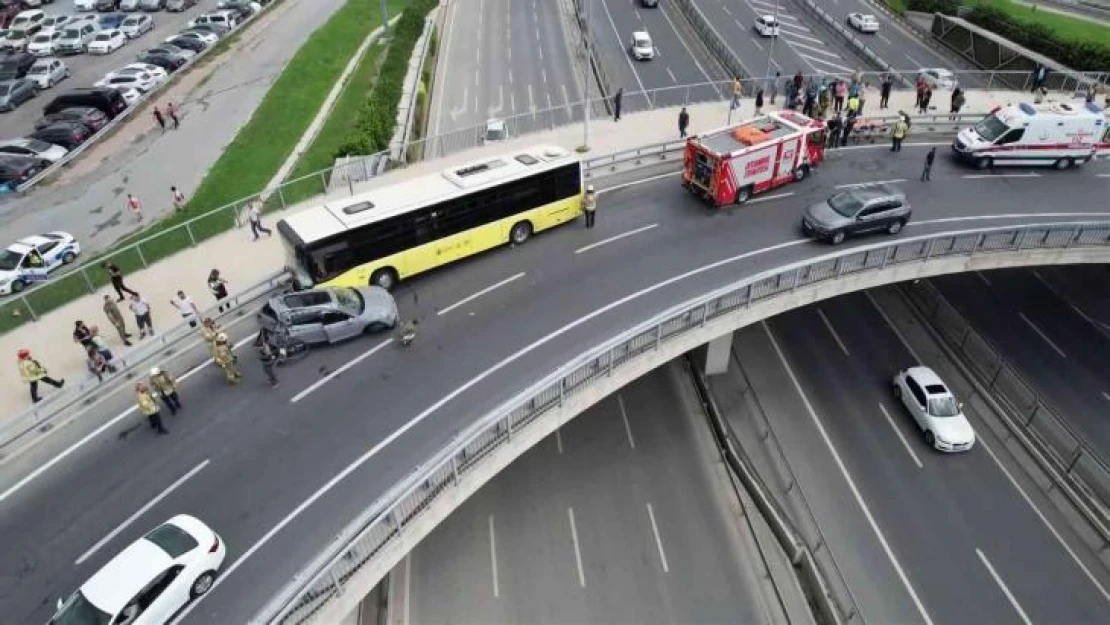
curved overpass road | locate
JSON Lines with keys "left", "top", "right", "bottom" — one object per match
{"left": 0, "top": 150, "right": 1108, "bottom": 624}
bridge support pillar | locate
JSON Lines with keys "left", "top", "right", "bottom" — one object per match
{"left": 704, "top": 332, "right": 733, "bottom": 376}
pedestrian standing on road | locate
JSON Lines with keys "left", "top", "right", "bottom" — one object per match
{"left": 73, "top": 320, "right": 94, "bottom": 352}
{"left": 880, "top": 75, "right": 892, "bottom": 109}
{"left": 104, "top": 261, "right": 138, "bottom": 302}
{"left": 200, "top": 317, "right": 221, "bottom": 357}
{"left": 171, "top": 186, "right": 186, "bottom": 211}
{"left": 247, "top": 202, "right": 272, "bottom": 240}
{"left": 891, "top": 116, "right": 909, "bottom": 152}
{"left": 919, "top": 87, "right": 932, "bottom": 114}
{"left": 583, "top": 184, "right": 597, "bottom": 229}
{"left": 129, "top": 292, "right": 155, "bottom": 338}
{"left": 149, "top": 367, "right": 182, "bottom": 415}
{"left": 136, "top": 382, "right": 168, "bottom": 435}
{"left": 731, "top": 76, "right": 743, "bottom": 110}
{"left": 921, "top": 147, "right": 937, "bottom": 182}
{"left": 841, "top": 116, "right": 856, "bottom": 147}
{"left": 18, "top": 349, "right": 64, "bottom": 403}
{"left": 256, "top": 335, "right": 279, "bottom": 388}
{"left": 166, "top": 101, "right": 179, "bottom": 129}
{"left": 213, "top": 333, "right": 242, "bottom": 385}
{"left": 126, "top": 193, "right": 143, "bottom": 222}
{"left": 86, "top": 345, "right": 115, "bottom": 382}
{"left": 826, "top": 114, "right": 841, "bottom": 149}
{"left": 153, "top": 105, "right": 166, "bottom": 131}
{"left": 766, "top": 71, "right": 780, "bottom": 104}
{"left": 612, "top": 88, "right": 623, "bottom": 122}
{"left": 678, "top": 107, "right": 689, "bottom": 138}
{"left": 170, "top": 290, "right": 200, "bottom": 328}
{"left": 207, "top": 269, "right": 230, "bottom": 313}
{"left": 949, "top": 87, "right": 965, "bottom": 120}
{"left": 915, "top": 76, "right": 927, "bottom": 109}
{"left": 102, "top": 294, "right": 133, "bottom": 346}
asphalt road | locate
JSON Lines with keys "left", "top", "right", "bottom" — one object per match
{"left": 406, "top": 364, "right": 775, "bottom": 625}
{"left": 0, "top": 149, "right": 1108, "bottom": 624}
{"left": 930, "top": 265, "right": 1110, "bottom": 455}
{"left": 727, "top": 290, "right": 1110, "bottom": 624}
{"left": 0, "top": 2, "right": 215, "bottom": 145}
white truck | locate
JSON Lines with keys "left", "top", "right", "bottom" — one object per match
{"left": 952, "top": 101, "right": 1108, "bottom": 170}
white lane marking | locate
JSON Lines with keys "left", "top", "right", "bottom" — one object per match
{"left": 878, "top": 33, "right": 893, "bottom": 45}
{"left": 975, "top": 271, "right": 993, "bottom": 287}
{"left": 656, "top": 3, "right": 714, "bottom": 82}
{"left": 912, "top": 212, "right": 1110, "bottom": 226}
{"left": 574, "top": 223, "right": 659, "bottom": 255}
{"left": 721, "top": 4, "right": 731, "bottom": 15}
{"left": 865, "top": 291, "right": 924, "bottom": 363}
{"left": 836, "top": 178, "right": 907, "bottom": 189}
{"left": 762, "top": 321, "right": 935, "bottom": 625}
{"left": 597, "top": 171, "right": 681, "bottom": 194}
{"left": 0, "top": 333, "right": 255, "bottom": 506}
{"left": 835, "top": 141, "right": 949, "bottom": 152}
{"left": 816, "top": 307, "right": 850, "bottom": 356}
{"left": 979, "top": 439, "right": 1110, "bottom": 602}
{"left": 617, "top": 394, "right": 636, "bottom": 449}
{"left": 789, "top": 40, "right": 844, "bottom": 58}
{"left": 1030, "top": 269, "right": 1110, "bottom": 339}
{"left": 962, "top": 173, "right": 1041, "bottom": 179}
{"left": 541, "top": 68, "right": 547, "bottom": 85}
{"left": 1018, "top": 312, "right": 1067, "bottom": 359}
{"left": 797, "top": 54, "right": 854, "bottom": 73}
{"left": 666, "top": 67, "right": 677, "bottom": 83}
{"left": 568, "top": 507, "right": 587, "bottom": 587}
{"left": 1102, "top": 391, "right": 1110, "bottom": 403}
{"left": 555, "top": 427, "right": 564, "bottom": 454}
{"left": 488, "top": 515, "right": 500, "bottom": 598}
{"left": 904, "top": 52, "right": 923, "bottom": 68}
{"left": 76, "top": 459, "right": 210, "bottom": 565}
{"left": 646, "top": 503, "right": 670, "bottom": 573}
{"left": 748, "top": 192, "right": 795, "bottom": 204}
{"left": 778, "top": 30, "right": 825, "bottom": 45}
{"left": 438, "top": 272, "right": 526, "bottom": 316}
{"left": 1097, "top": 173, "right": 1110, "bottom": 178}
{"left": 877, "top": 403, "right": 923, "bottom": 469}
{"left": 975, "top": 548, "right": 1033, "bottom": 625}
{"left": 290, "top": 339, "right": 393, "bottom": 403}
{"left": 430, "top": 0, "right": 460, "bottom": 137}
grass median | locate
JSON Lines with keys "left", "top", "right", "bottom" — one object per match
{"left": 0, "top": 0, "right": 411, "bottom": 335}
{"left": 972, "top": 0, "right": 1110, "bottom": 48}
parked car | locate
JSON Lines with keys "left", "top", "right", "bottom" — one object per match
{"left": 145, "top": 43, "right": 194, "bottom": 60}
{"left": 186, "top": 21, "right": 228, "bottom": 37}
{"left": 39, "top": 15, "right": 76, "bottom": 34}
{"left": 95, "top": 0, "right": 120, "bottom": 11}
{"left": 801, "top": 184, "right": 911, "bottom": 245}
{"left": 29, "top": 119, "right": 90, "bottom": 149}
{"left": 191, "top": 9, "right": 239, "bottom": 29}
{"left": 44, "top": 87, "right": 128, "bottom": 118}
{"left": 0, "top": 2, "right": 23, "bottom": 29}
{"left": 120, "top": 13, "right": 153, "bottom": 38}
{"left": 47, "top": 515, "right": 227, "bottom": 624}
{"left": 115, "top": 85, "right": 140, "bottom": 105}
{"left": 140, "top": 0, "right": 164, "bottom": 10}
{"left": 640, "top": 0, "right": 658, "bottom": 6}
{"left": 73, "top": 0, "right": 99, "bottom": 10}
{"left": 165, "top": 0, "right": 198, "bottom": 12}
{"left": 55, "top": 23, "right": 97, "bottom": 54}
{"left": 119, "top": 0, "right": 140, "bottom": 10}
{"left": 25, "top": 56, "right": 67, "bottom": 88}
{"left": 257, "top": 286, "right": 399, "bottom": 345}
{"left": 0, "top": 52, "right": 36, "bottom": 80}
{"left": 175, "top": 28, "right": 218, "bottom": 45}
{"left": 847, "top": 12, "right": 879, "bottom": 33}
{"left": 0, "top": 77, "right": 36, "bottom": 110}
{"left": 138, "top": 51, "right": 185, "bottom": 72}
{"left": 9, "top": 9, "right": 45, "bottom": 32}
{"left": 25, "top": 29, "right": 62, "bottom": 55}
{"left": 629, "top": 30, "right": 653, "bottom": 61}
{"left": 0, "top": 137, "right": 66, "bottom": 162}
{"left": 0, "top": 155, "right": 45, "bottom": 192}
{"left": 919, "top": 67, "right": 956, "bottom": 90}
{"left": 97, "top": 12, "right": 126, "bottom": 30}
{"left": 163, "top": 33, "right": 205, "bottom": 52}
{"left": 0, "top": 231, "right": 80, "bottom": 293}
{"left": 35, "top": 105, "right": 108, "bottom": 131}
{"left": 893, "top": 366, "right": 975, "bottom": 452}
{"left": 1, "top": 27, "right": 38, "bottom": 51}
{"left": 87, "top": 28, "right": 126, "bottom": 54}
{"left": 119, "top": 62, "right": 167, "bottom": 80}
{"left": 753, "top": 14, "right": 780, "bottom": 37}
{"left": 95, "top": 69, "right": 156, "bottom": 92}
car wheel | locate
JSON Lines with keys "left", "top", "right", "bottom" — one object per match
{"left": 61, "top": 251, "right": 76, "bottom": 264}
{"left": 887, "top": 219, "right": 904, "bottom": 235}
{"left": 893, "top": 383, "right": 902, "bottom": 399}
{"left": 830, "top": 230, "right": 846, "bottom": 245}
{"left": 924, "top": 430, "right": 936, "bottom": 448}
{"left": 365, "top": 321, "right": 386, "bottom": 334}
{"left": 793, "top": 165, "right": 809, "bottom": 182}
{"left": 974, "top": 156, "right": 991, "bottom": 170}
{"left": 11, "top": 279, "right": 25, "bottom": 293}
{"left": 735, "top": 186, "right": 752, "bottom": 204}
{"left": 509, "top": 220, "right": 532, "bottom": 245}
{"left": 190, "top": 570, "right": 217, "bottom": 599}
{"left": 1053, "top": 157, "right": 1073, "bottom": 170}
{"left": 369, "top": 267, "right": 398, "bottom": 291}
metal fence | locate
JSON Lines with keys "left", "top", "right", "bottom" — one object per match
{"left": 256, "top": 220, "right": 1110, "bottom": 625}
{"left": 902, "top": 278, "right": 1110, "bottom": 529}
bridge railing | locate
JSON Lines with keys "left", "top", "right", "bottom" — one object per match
{"left": 256, "top": 220, "right": 1110, "bottom": 625}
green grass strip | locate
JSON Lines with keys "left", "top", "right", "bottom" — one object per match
{"left": 973, "top": 0, "right": 1110, "bottom": 48}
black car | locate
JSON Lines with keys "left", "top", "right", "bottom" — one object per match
{"left": 44, "top": 88, "right": 128, "bottom": 119}
{"left": 138, "top": 53, "right": 186, "bottom": 73}
{"left": 163, "top": 35, "right": 205, "bottom": 53}
{"left": 0, "top": 52, "right": 36, "bottom": 81}
{"left": 0, "top": 154, "right": 43, "bottom": 187}
{"left": 96, "top": 0, "right": 120, "bottom": 12}
{"left": 35, "top": 106, "right": 109, "bottom": 133}
{"left": 0, "top": 78, "right": 36, "bottom": 112}
{"left": 30, "top": 121, "right": 90, "bottom": 150}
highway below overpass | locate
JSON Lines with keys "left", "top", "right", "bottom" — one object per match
{"left": 0, "top": 148, "right": 1108, "bottom": 624}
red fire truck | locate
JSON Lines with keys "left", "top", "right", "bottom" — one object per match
{"left": 682, "top": 110, "right": 826, "bottom": 206}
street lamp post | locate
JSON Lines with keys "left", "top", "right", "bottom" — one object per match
{"left": 581, "top": 0, "right": 592, "bottom": 151}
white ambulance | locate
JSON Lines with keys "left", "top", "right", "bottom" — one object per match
{"left": 952, "top": 101, "right": 1108, "bottom": 170}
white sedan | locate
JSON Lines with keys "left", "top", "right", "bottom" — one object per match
{"left": 49, "top": 515, "right": 227, "bottom": 625}
{"left": 753, "top": 14, "right": 780, "bottom": 37}
{"left": 171, "top": 29, "right": 219, "bottom": 46}
{"left": 847, "top": 12, "right": 879, "bottom": 33}
{"left": 87, "top": 29, "right": 127, "bottom": 55}
{"left": 26, "top": 30, "right": 63, "bottom": 56}
{"left": 893, "top": 366, "right": 976, "bottom": 452}
{"left": 25, "top": 57, "right": 69, "bottom": 89}
{"left": 95, "top": 71, "right": 158, "bottom": 93}
{"left": 630, "top": 30, "right": 654, "bottom": 60}
{"left": 117, "top": 86, "right": 143, "bottom": 105}
{"left": 0, "top": 137, "right": 67, "bottom": 162}
{"left": 919, "top": 67, "right": 956, "bottom": 90}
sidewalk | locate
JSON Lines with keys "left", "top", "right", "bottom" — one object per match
{"left": 0, "top": 85, "right": 1037, "bottom": 419}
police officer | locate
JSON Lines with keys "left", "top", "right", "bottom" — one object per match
{"left": 213, "top": 333, "right": 242, "bottom": 384}
{"left": 149, "top": 367, "right": 182, "bottom": 414}
{"left": 136, "top": 382, "right": 168, "bottom": 435}
{"left": 256, "top": 334, "right": 279, "bottom": 388}
{"left": 583, "top": 185, "right": 597, "bottom": 229}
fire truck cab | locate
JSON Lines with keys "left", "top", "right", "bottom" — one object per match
{"left": 682, "top": 110, "right": 826, "bottom": 207}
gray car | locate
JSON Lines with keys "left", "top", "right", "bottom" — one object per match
{"left": 801, "top": 184, "right": 911, "bottom": 245}
{"left": 257, "top": 286, "right": 398, "bottom": 345}
{"left": 0, "top": 78, "right": 38, "bottom": 112}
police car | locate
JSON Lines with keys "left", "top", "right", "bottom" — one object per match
{"left": 0, "top": 232, "right": 81, "bottom": 294}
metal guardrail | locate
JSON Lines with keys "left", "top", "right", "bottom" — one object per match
{"left": 257, "top": 220, "right": 1110, "bottom": 625}
{"left": 0, "top": 269, "right": 290, "bottom": 453}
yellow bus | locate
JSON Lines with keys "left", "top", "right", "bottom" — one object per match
{"left": 277, "top": 145, "right": 584, "bottom": 290}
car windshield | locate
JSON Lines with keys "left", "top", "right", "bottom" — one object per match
{"left": 94, "top": 33, "right": 110, "bottom": 41}
{"left": 62, "top": 29, "right": 79, "bottom": 38}
{"left": 0, "top": 249, "right": 22, "bottom": 271}
{"left": 634, "top": 35, "right": 649, "bottom": 47}
{"left": 144, "top": 523, "right": 198, "bottom": 558}
{"left": 27, "top": 65, "right": 45, "bottom": 74}
{"left": 827, "top": 192, "right": 863, "bottom": 217}
{"left": 335, "top": 288, "right": 364, "bottom": 314}
{"left": 26, "top": 139, "right": 51, "bottom": 151}
{"left": 927, "top": 395, "right": 960, "bottom": 417}
{"left": 123, "top": 18, "right": 138, "bottom": 25}
{"left": 48, "top": 590, "right": 111, "bottom": 625}
{"left": 32, "top": 34, "right": 50, "bottom": 42}
{"left": 973, "top": 116, "right": 1009, "bottom": 142}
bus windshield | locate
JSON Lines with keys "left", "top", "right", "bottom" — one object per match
{"left": 973, "top": 116, "right": 1010, "bottom": 142}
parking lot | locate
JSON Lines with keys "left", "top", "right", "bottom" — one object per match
{"left": 0, "top": 1, "right": 221, "bottom": 145}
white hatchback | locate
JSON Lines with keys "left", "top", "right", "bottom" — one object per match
{"left": 847, "top": 13, "right": 879, "bottom": 33}
{"left": 49, "top": 515, "right": 227, "bottom": 625}
{"left": 893, "top": 366, "right": 976, "bottom": 452}
{"left": 88, "top": 29, "right": 127, "bottom": 55}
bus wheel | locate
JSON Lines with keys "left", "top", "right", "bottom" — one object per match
{"left": 370, "top": 268, "right": 398, "bottom": 291}
{"left": 793, "top": 165, "right": 809, "bottom": 182}
{"left": 1053, "top": 157, "right": 1073, "bottom": 170}
{"left": 735, "top": 186, "right": 752, "bottom": 204}
{"left": 510, "top": 221, "right": 532, "bottom": 246}
{"left": 974, "top": 156, "right": 991, "bottom": 170}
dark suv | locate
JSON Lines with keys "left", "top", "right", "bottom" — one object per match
{"left": 0, "top": 53, "right": 36, "bottom": 81}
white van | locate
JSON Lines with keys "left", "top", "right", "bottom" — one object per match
{"left": 952, "top": 101, "right": 1107, "bottom": 170}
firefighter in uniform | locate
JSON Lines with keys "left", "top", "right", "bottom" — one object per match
{"left": 199, "top": 318, "right": 221, "bottom": 357}
{"left": 149, "top": 367, "right": 182, "bottom": 414}
{"left": 213, "top": 332, "right": 242, "bottom": 384}
{"left": 136, "top": 382, "right": 168, "bottom": 434}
